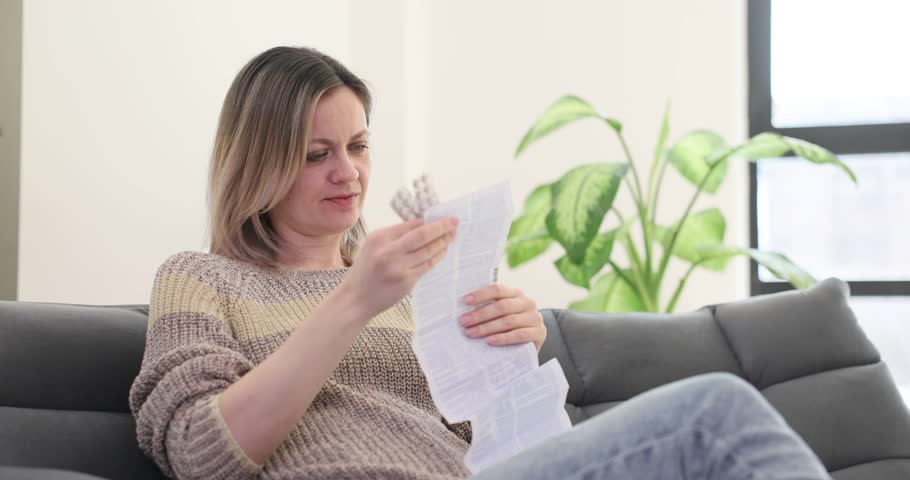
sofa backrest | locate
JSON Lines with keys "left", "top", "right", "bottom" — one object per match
{"left": 538, "top": 278, "right": 910, "bottom": 479}
{"left": 2, "top": 278, "right": 910, "bottom": 479}
{"left": 0, "top": 302, "right": 165, "bottom": 480}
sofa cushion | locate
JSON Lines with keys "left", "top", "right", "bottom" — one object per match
{"left": 0, "top": 302, "right": 148, "bottom": 412}
{"left": 762, "top": 363, "right": 910, "bottom": 471}
{"left": 538, "top": 308, "right": 743, "bottom": 414}
{"left": 713, "top": 277, "right": 879, "bottom": 389}
{"left": 0, "top": 406, "right": 163, "bottom": 480}
{"left": 0, "top": 466, "right": 109, "bottom": 480}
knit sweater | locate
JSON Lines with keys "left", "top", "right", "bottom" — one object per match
{"left": 128, "top": 251, "right": 472, "bottom": 480}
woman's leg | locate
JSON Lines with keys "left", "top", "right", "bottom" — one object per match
{"left": 467, "top": 372, "right": 830, "bottom": 480}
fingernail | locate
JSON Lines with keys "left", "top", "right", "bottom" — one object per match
{"left": 449, "top": 217, "right": 459, "bottom": 226}
{"left": 460, "top": 313, "right": 471, "bottom": 325}
{"left": 463, "top": 295, "right": 474, "bottom": 304}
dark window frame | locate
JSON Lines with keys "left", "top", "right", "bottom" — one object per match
{"left": 747, "top": 0, "right": 910, "bottom": 296}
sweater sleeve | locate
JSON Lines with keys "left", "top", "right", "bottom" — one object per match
{"left": 443, "top": 418, "right": 472, "bottom": 445}
{"left": 128, "top": 252, "right": 264, "bottom": 480}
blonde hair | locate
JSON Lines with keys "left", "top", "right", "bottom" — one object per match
{"left": 206, "top": 46, "right": 372, "bottom": 269}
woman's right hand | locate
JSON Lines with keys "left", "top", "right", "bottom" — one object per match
{"left": 341, "top": 216, "right": 460, "bottom": 319}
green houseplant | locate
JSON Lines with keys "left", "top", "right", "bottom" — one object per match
{"left": 506, "top": 95, "right": 858, "bottom": 313}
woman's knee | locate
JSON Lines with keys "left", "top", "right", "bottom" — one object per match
{"left": 681, "top": 372, "right": 783, "bottom": 426}
{"left": 687, "top": 372, "right": 757, "bottom": 398}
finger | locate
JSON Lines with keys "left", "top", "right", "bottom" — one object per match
{"left": 375, "top": 217, "right": 424, "bottom": 240}
{"left": 463, "top": 283, "right": 520, "bottom": 306}
{"left": 536, "top": 319, "right": 548, "bottom": 351}
{"left": 416, "top": 240, "right": 451, "bottom": 275}
{"left": 484, "top": 327, "right": 539, "bottom": 347}
{"left": 407, "top": 230, "right": 454, "bottom": 269}
{"left": 459, "top": 297, "right": 527, "bottom": 328}
{"left": 398, "top": 217, "right": 458, "bottom": 253}
{"left": 463, "top": 312, "right": 532, "bottom": 338}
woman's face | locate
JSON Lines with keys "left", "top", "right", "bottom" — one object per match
{"left": 272, "top": 86, "right": 370, "bottom": 238}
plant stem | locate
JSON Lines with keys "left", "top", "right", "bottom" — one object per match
{"left": 610, "top": 208, "right": 645, "bottom": 274}
{"left": 607, "top": 259, "right": 636, "bottom": 290}
{"left": 665, "top": 261, "right": 701, "bottom": 313}
{"left": 609, "top": 208, "right": 659, "bottom": 311}
{"left": 646, "top": 151, "right": 661, "bottom": 206}
{"left": 625, "top": 243, "right": 653, "bottom": 309}
{"left": 610, "top": 206, "right": 628, "bottom": 224}
{"left": 650, "top": 151, "right": 672, "bottom": 225}
{"left": 616, "top": 133, "right": 654, "bottom": 287}
{"left": 617, "top": 134, "right": 646, "bottom": 207}
{"left": 654, "top": 159, "right": 722, "bottom": 287}
{"left": 648, "top": 104, "right": 672, "bottom": 226}
{"left": 645, "top": 126, "right": 664, "bottom": 222}
{"left": 608, "top": 259, "right": 655, "bottom": 312}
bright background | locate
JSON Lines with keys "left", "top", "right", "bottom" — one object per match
{"left": 12, "top": 0, "right": 750, "bottom": 312}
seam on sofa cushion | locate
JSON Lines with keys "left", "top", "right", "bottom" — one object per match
{"left": 554, "top": 310, "right": 588, "bottom": 406}
{"left": 758, "top": 360, "right": 883, "bottom": 392}
{"left": 830, "top": 457, "right": 910, "bottom": 475}
{"left": 708, "top": 305, "right": 747, "bottom": 378}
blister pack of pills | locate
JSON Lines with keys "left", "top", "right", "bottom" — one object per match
{"left": 390, "top": 173, "right": 440, "bottom": 220}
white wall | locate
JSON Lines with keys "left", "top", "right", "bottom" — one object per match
{"left": 18, "top": 0, "right": 355, "bottom": 303}
{"left": 18, "top": 0, "right": 748, "bottom": 313}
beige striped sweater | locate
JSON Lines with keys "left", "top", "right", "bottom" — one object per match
{"left": 128, "top": 251, "right": 472, "bottom": 480}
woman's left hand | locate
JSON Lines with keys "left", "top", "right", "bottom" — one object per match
{"left": 459, "top": 284, "right": 546, "bottom": 351}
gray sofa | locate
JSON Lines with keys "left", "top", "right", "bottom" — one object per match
{"left": 1, "top": 277, "right": 909, "bottom": 479}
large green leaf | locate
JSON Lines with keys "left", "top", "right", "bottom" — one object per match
{"left": 569, "top": 270, "right": 644, "bottom": 313}
{"left": 710, "top": 132, "right": 858, "bottom": 184}
{"left": 695, "top": 244, "right": 817, "bottom": 289}
{"left": 554, "top": 228, "right": 618, "bottom": 288}
{"left": 506, "top": 184, "right": 554, "bottom": 267}
{"left": 708, "top": 132, "right": 788, "bottom": 164}
{"left": 515, "top": 95, "right": 622, "bottom": 158}
{"left": 546, "top": 163, "right": 629, "bottom": 264}
{"left": 655, "top": 208, "right": 727, "bottom": 271}
{"left": 667, "top": 130, "right": 730, "bottom": 194}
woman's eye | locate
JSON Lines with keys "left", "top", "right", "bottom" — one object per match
{"left": 351, "top": 144, "right": 369, "bottom": 153}
{"left": 306, "top": 152, "right": 328, "bottom": 162}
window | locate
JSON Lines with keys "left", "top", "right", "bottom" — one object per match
{"left": 769, "top": 1, "right": 910, "bottom": 128}
{"left": 749, "top": 0, "right": 910, "bottom": 401}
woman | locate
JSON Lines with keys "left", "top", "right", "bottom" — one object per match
{"left": 128, "top": 46, "right": 830, "bottom": 480}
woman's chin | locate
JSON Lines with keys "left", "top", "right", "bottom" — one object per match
{"left": 326, "top": 215, "right": 359, "bottom": 232}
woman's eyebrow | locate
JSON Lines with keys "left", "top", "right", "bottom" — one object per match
{"left": 310, "top": 129, "right": 369, "bottom": 145}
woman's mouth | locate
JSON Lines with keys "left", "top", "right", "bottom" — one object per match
{"left": 326, "top": 194, "right": 358, "bottom": 208}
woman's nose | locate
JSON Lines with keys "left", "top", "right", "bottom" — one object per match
{"left": 331, "top": 151, "right": 359, "bottom": 183}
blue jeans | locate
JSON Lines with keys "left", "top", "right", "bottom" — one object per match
{"left": 467, "top": 373, "right": 830, "bottom": 480}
